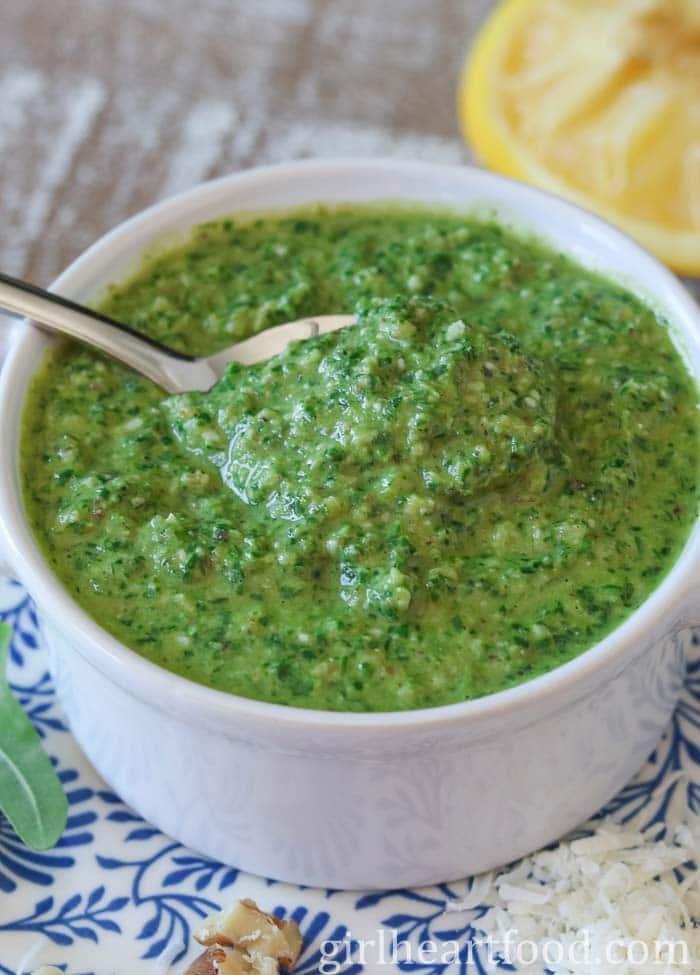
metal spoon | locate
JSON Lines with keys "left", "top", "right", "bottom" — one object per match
{"left": 0, "top": 271, "right": 354, "bottom": 393}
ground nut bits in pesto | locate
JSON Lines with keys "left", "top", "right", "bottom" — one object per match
{"left": 21, "top": 206, "right": 700, "bottom": 711}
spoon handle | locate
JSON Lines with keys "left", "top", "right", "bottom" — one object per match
{"left": 0, "top": 271, "right": 205, "bottom": 393}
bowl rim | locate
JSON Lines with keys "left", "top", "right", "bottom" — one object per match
{"left": 1, "top": 156, "right": 699, "bottom": 735}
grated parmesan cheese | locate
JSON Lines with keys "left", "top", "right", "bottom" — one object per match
{"left": 469, "top": 813, "right": 700, "bottom": 974}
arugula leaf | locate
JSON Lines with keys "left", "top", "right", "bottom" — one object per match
{"left": 0, "top": 621, "right": 67, "bottom": 849}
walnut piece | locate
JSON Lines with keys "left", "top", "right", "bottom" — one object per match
{"left": 186, "top": 945, "right": 254, "bottom": 975}
{"left": 194, "top": 898, "right": 302, "bottom": 970}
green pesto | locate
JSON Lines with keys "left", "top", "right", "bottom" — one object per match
{"left": 20, "top": 206, "right": 700, "bottom": 711}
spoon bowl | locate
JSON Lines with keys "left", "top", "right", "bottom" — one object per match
{"left": 0, "top": 271, "right": 354, "bottom": 392}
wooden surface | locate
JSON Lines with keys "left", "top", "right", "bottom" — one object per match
{"left": 1, "top": 0, "right": 696, "bottom": 297}
{"left": 0, "top": 0, "right": 490, "bottom": 285}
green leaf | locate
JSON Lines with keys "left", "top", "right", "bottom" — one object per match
{"left": 0, "top": 622, "right": 67, "bottom": 849}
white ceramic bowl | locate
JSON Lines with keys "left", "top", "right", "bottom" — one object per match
{"left": 0, "top": 160, "right": 699, "bottom": 890}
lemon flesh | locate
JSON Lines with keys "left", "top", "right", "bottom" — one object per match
{"left": 460, "top": 0, "right": 700, "bottom": 274}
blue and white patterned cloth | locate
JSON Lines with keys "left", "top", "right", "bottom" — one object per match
{"left": 1, "top": 575, "right": 699, "bottom": 975}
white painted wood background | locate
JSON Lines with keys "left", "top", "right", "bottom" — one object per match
{"left": 0, "top": 0, "right": 492, "bottom": 287}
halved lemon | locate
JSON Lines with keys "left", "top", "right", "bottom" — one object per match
{"left": 459, "top": 0, "right": 700, "bottom": 274}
